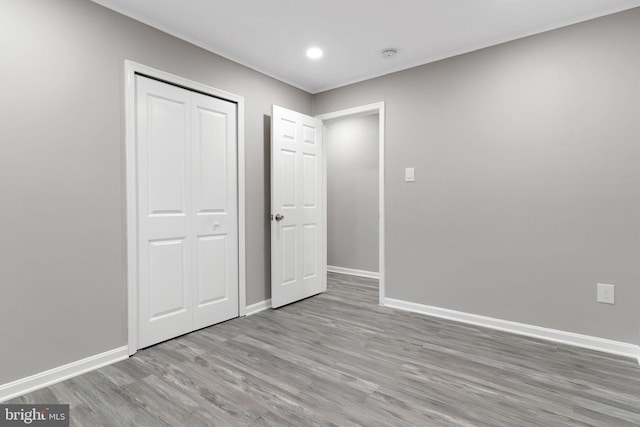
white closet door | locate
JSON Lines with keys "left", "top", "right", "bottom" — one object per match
{"left": 271, "top": 105, "right": 325, "bottom": 308}
{"left": 136, "top": 76, "right": 193, "bottom": 348}
{"left": 191, "top": 92, "right": 238, "bottom": 330}
{"left": 136, "top": 75, "right": 238, "bottom": 349}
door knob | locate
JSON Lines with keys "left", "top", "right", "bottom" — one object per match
{"left": 275, "top": 214, "right": 285, "bottom": 222}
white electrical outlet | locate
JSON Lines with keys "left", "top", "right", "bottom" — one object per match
{"left": 597, "top": 283, "right": 615, "bottom": 304}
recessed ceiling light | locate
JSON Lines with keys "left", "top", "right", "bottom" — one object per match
{"left": 306, "top": 47, "right": 323, "bottom": 59}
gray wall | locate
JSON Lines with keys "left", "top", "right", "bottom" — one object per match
{"left": 314, "top": 8, "right": 640, "bottom": 344}
{"left": 0, "top": 0, "right": 311, "bottom": 385}
{"left": 326, "top": 115, "right": 379, "bottom": 273}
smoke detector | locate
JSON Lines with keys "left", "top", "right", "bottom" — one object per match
{"left": 381, "top": 48, "right": 398, "bottom": 59}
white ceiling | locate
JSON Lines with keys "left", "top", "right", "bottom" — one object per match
{"left": 91, "top": 0, "right": 640, "bottom": 94}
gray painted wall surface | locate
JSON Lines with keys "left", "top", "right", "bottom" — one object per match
{"left": 0, "top": 0, "right": 311, "bottom": 384}
{"left": 326, "top": 115, "right": 379, "bottom": 272}
{"left": 314, "top": 8, "right": 640, "bottom": 344}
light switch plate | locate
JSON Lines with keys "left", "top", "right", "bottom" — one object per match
{"left": 405, "top": 167, "right": 415, "bottom": 182}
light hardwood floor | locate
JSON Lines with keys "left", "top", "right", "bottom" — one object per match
{"left": 10, "top": 273, "right": 640, "bottom": 426}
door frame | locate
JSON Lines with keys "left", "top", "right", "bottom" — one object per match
{"left": 124, "top": 61, "right": 246, "bottom": 355}
{"left": 315, "top": 102, "right": 385, "bottom": 305}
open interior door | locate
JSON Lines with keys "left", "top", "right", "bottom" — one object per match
{"left": 271, "top": 105, "right": 325, "bottom": 308}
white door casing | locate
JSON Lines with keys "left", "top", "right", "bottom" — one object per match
{"left": 271, "top": 105, "right": 325, "bottom": 308}
{"left": 136, "top": 75, "right": 238, "bottom": 349}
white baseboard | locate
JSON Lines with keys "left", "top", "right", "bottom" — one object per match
{"left": 246, "top": 299, "right": 272, "bottom": 316}
{"left": 383, "top": 298, "right": 639, "bottom": 360}
{"left": 0, "top": 346, "right": 129, "bottom": 403}
{"left": 327, "top": 265, "right": 379, "bottom": 279}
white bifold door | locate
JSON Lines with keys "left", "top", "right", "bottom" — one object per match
{"left": 271, "top": 105, "right": 325, "bottom": 308}
{"left": 136, "top": 75, "right": 238, "bottom": 349}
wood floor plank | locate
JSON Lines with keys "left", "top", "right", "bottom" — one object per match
{"left": 8, "top": 272, "right": 640, "bottom": 426}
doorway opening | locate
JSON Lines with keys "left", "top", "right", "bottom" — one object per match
{"left": 316, "top": 103, "right": 385, "bottom": 305}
